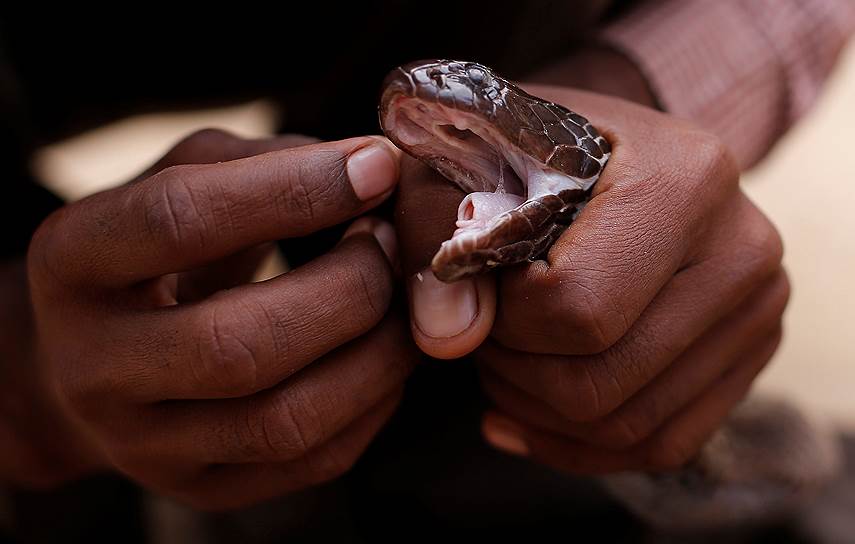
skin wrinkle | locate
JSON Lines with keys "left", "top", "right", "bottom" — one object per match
{"left": 484, "top": 329, "right": 782, "bottom": 474}
{"left": 483, "top": 269, "right": 788, "bottom": 455}
{"left": 187, "top": 392, "right": 401, "bottom": 511}
{"left": 261, "top": 391, "right": 313, "bottom": 460}
{"left": 16, "top": 62, "right": 796, "bottom": 505}
{"left": 202, "top": 303, "right": 259, "bottom": 396}
{"left": 14, "top": 128, "right": 422, "bottom": 498}
{"left": 283, "top": 157, "right": 318, "bottom": 225}
{"left": 488, "top": 246, "right": 776, "bottom": 424}
{"left": 573, "top": 361, "right": 606, "bottom": 422}
{"left": 304, "top": 391, "right": 399, "bottom": 483}
{"left": 641, "top": 328, "right": 783, "bottom": 470}
{"left": 384, "top": 79, "right": 809, "bottom": 506}
{"left": 211, "top": 172, "right": 237, "bottom": 241}
{"left": 244, "top": 292, "right": 289, "bottom": 385}
{"left": 158, "top": 167, "right": 208, "bottom": 256}
{"left": 183, "top": 167, "right": 220, "bottom": 246}
{"left": 562, "top": 277, "right": 626, "bottom": 352}
{"left": 353, "top": 259, "right": 381, "bottom": 320}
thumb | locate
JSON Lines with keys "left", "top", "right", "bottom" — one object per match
{"left": 395, "top": 154, "right": 497, "bottom": 359}
{"left": 408, "top": 270, "right": 496, "bottom": 359}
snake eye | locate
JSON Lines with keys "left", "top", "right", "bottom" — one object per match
{"left": 428, "top": 68, "right": 445, "bottom": 87}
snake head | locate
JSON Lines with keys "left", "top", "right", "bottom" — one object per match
{"left": 379, "top": 59, "right": 611, "bottom": 282}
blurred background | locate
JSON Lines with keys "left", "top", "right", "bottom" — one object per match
{"left": 31, "top": 41, "right": 855, "bottom": 434}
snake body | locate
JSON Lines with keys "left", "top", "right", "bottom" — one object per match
{"left": 379, "top": 59, "right": 842, "bottom": 531}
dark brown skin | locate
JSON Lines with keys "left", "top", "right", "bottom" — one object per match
{"left": 4, "top": 129, "right": 420, "bottom": 509}
{"left": 399, "top": 82, "right": 788, "bottom": 473}
{"left": 0, "top": 48, "right": 785, "bottom": 510}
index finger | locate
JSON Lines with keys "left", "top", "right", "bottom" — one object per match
{"left": 31, "top": 136, "right": 402, "bottom": 289}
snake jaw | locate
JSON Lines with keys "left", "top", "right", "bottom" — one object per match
{"left": 379, "top": 59, "right": 610, "bottom": 282}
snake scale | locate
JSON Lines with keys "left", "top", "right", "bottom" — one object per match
{"left": 379, "top": 59, "right": 842, "bottom": 531}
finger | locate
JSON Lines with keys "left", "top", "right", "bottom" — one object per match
{"left": 408, "top": 270, "right": 495, "bottom": 359}
{"left": 477, "top": 269, "right": 789, "bottom": 448}
{"left": 130, "top": 129, "right": 314, "bottom": 303}
{"left": 478, "top": 200, "right": 783, "bottom": 422}
{"left": 343, "top": 216, "right": 399, "bottom": 274}
{"left": 177, "top": 214, "right": 396, "bottom": 305}
{"left": 72, "top": 227, "right": 396, "bottom": 403}
{"left": 176, "top": 242, "right": 276, "bottom": 302}
{"left": 573, "top": 271, "right": 789, "bottom": 449}
{"left": 142, "top": 130, "right": 316, "bottom": 302}
{"left": 175, "top": 389, "right": 402, "bottom": 510}
{"left": 395, "top": 156, "right": 464, "bottom": 275}
{"left": 130, "top": 310, "right": 414, "bottom": 466}
{"left": 395, "top": 156, "right": 498, "bottom": 358}
{"left": 133, "top": 129, "right": 320, "bottom": 182}
{"left": 481, "top": 327, "right": 781, "bottom": 474}
{"left": 32, "top": 135, "right": 403, "bottom": 289}
{"left": 489, "top": 94, "right": 743, "bottom": 354}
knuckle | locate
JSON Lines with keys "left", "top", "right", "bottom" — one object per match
{"left": 279, "top": 162, "right": 318, "bottom": 224}
{"left": 739, "top": 211, "right": 785, "bottom": 279}
{"left": 276, "top": 147, "right": 349, "bottom": 225}
{"left": 252, "top": 393, "right": 319, "bottom": 460}
{"left": 690, "top": 130, "right": 738, "bottom": 189}
{"left": 550, "top": 361, "right": 622, "bottom": 422}
{"left": 543, "top": 275, "right": 626, "bottom": 354}
{"left": 593, "top": 413, "right": 653, "bottom": 450}
{"left": 142, "top": 165, "right": 211, "bottom": 255}
{"left": 193, "top": 305, "right": 260, "bottom": 396}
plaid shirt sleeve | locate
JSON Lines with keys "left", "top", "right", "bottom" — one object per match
{"left": 600, "top": 0, "right": 855, "bottom": 168}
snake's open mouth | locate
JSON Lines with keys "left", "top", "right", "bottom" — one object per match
{"left": 379, "top": 60, "right": 610, "bottom": 281}
{"left": 385, "top": 97, "right": 528, "bottom": 235}
{"left": 383, "top": 96, "right": 596, "bottom": 280}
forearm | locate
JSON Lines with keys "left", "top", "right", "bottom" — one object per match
{"left": 598, "top": 0, "right": 855, "bottom": 169}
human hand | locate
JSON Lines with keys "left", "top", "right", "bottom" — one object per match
{"left": 23, "top": 129, "right": 418, "bottom": 508}
{"left": 396, "top": 87, "right": 787, "bottom": 474}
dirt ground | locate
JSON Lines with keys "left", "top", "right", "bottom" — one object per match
{"left": 34, "top": 42, "right": 855, "bottom": 432}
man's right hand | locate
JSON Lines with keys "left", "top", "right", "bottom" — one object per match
{"left": 20, "top": 129, "right": 418, "bottom": 509}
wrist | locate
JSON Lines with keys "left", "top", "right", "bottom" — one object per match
{"left": 524, "top": 47, "right": 659, "bottom": 109}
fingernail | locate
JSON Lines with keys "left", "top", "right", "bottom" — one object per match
{"left": 343, "top": 217, "right": 398, "bottom": 263}
{"left": 410, "top": 268, "right": 477, "bottom": 338}
{"left": 346, "top": 139, "right": 400, "bottom": 201}
{"left": 483, "top": 415, "right": 529, "bottom": 457}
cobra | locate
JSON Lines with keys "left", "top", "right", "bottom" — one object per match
{"left": 378, "top": 59, "right": 841, "bottom": 530}
{"left": 379, "top": 59, "right": 610, "bottom": 282}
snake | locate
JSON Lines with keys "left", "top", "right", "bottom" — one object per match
{"left": 379, "top": 59, "right": 842, "bottom": 531}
